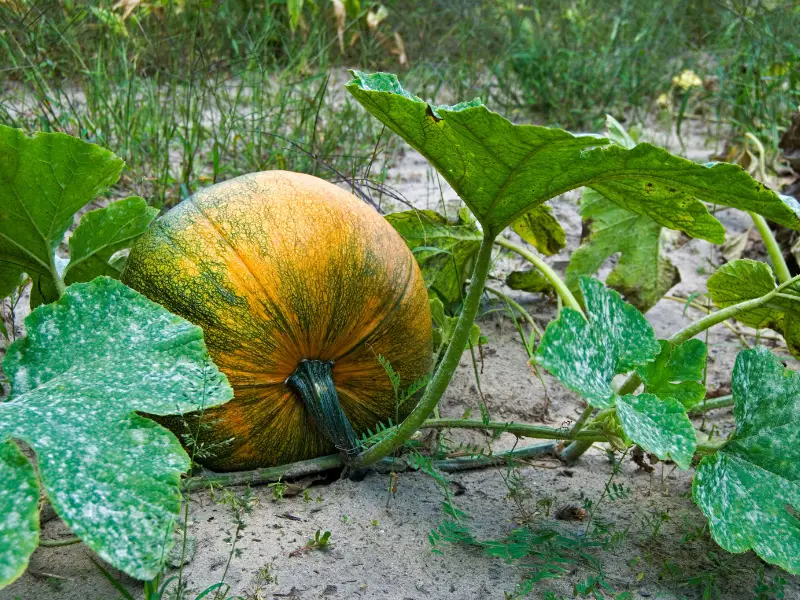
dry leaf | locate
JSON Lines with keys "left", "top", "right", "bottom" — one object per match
{"left": 331, "top": 0, "right": 346, "bottom": 53}
{"left": 112, "top": 0, "right": 141, "bottom": 20}
{"left": 366, "top": 4, "right": 389, "bottom": 31}
{"left": 392, "top": 31, "right": 408, "bottom": 67}
{"left": 721, "top": 228, "right": 753, "bottom": 263}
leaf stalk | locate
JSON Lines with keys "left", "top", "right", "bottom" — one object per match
{"left": 495, "top": 236, "right": 584, "bottom": 315}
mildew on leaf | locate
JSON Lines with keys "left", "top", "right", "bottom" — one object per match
{"left": 0, "top": 441, "right": 39, "bottom": 588}
{"left": 534, "top": 277, "right": 660, "bottom": 408}
{"left": 0, "top": 277, "right": 233, "bottom": 584}
{"left": 693, "top": 346, "right": 800, "bottom": 573}
{"left": 616, "top": 393, "right": 696, "bottom": 469}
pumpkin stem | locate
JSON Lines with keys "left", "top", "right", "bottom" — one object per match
{"left": 287, "top": 360, "right": 360, "bottom": 460}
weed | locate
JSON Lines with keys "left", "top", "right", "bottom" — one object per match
{"left": 753, "top": 566, "right": 787, "bottom": 600}
{"left": 268, "top": 480, "right": 287, "bottom": 502}
{"left": 207, "top": 486, "right": 258, "bottom": 600}
{"left": 289, "top": 530, "right": 333, "bottom": 557}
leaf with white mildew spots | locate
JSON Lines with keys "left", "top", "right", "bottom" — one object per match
{"left": 0, "top": 277, "right": 232, "bottom": 587}
{"left": 534, "top": 277, "right": 660, "bottom": 408}
{"left": 616, "top": 393, "right": 696, "bottom": 469}
{"left": 0, "top": 441, "right": 39, "bottom": 589}
{"left": 693, "top": 346, "right": 800, "bottom": 574}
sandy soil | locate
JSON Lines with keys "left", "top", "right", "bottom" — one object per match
{"left": 2, "top": 117, "right": 799, "bottom": 600}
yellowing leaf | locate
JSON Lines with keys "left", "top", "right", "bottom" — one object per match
{"left": 332, "top": 0, "right": 346, "bottom": 52}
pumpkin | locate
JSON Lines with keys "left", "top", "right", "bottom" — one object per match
{"left": 122, "top": 171, "right": 432, "bottom": 471}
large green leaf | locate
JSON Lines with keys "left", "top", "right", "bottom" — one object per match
{"left": 385, "top": 209, "right": 482, "bottom": 304}
{"left": 0, "top": 277, "right": 233, "bottom": 585}
{"left": 0, "top": 441, "right": 39, "bottom": 589}
{"left": 693, "top": 346, "right": 800, "bottom": 573}
{"left": 636, "top": 339, "right": 707, "bottom": 409}
{"left": 64, "top": 197, "right": 158, "bottom": 285}
{"left": 511, "top": 205, "right": 566, "bottom": 256}
{"left": 0, "top": 125, "right": 124, "bottom": 296}
{"left": 706, "top": 259, "right": 800, "bottom": 357}
{"left": 346, "top": 72, "right": 800, "bottom": 238}
{"left": 616, "top": 393, "right": 696, "bottom": 469}
{"left": 534, "top": 277, "right": 660, "bottom": 408}
{"left": 566, "top": 188, "right": 679, "bottom": 312}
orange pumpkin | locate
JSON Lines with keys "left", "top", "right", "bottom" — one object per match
{"left": 122, "top": 171, "right": 432, "bottom": 471}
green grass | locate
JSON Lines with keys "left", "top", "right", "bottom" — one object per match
{"left": 1, "top": 0, "right": 798, "bottom": 208}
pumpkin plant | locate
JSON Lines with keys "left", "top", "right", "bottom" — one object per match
{"left": 342, "top": 70, "right": 800, "bottom": 467}
{"left": 338, "top": 71, "right": 800, "bottom": 573}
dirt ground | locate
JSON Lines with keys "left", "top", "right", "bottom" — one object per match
{"left": 3, "top": 119, "right": 800, "bottom": 600}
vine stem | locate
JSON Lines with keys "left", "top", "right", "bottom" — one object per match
{"left": 494, "top": 236, "right": 584, "bottom": 315}
{"left": 560, "top": 273, "right": 800, "bottom": 463}
{"left": 351, "top": 233, "right": 497, "bottom": 468}
{"left": 569, "top": 405, "right": 595, "bottom": 436}
{"left": 420, "top": 418, "right": 607, "bottom": 442}
{"left": 184, "top": 442, "right": 560, "bottom": 490}
{"left": 750, "top": 212, "right": 791, "bottom": 284}
{"left": 50, "top": 258, "right": 66, "bottom": 297}
{"left": 668, "top": 272, "right": 800, "bottom": 345}
{"left": 662, "top": 295, "right": 750, "bottom": 347}
{"left": 743, "top": 131, "right": 791, "bottom": 284}
{"left": 688, "top": 395, "right": 733, "bottom": 416}
{"left": 696, "top": 439, "right": 728, "bottom": 453}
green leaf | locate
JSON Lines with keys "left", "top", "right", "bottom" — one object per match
{"left": 0, "top": 277, "right": 233, "bottom": 584}
{"left": 636, "top": 339, "right": 707, "bottom": 409}
{"left": 693, "top": 346, "right": 800, "bottom": 573}
{"left": 534, "top": 277, "right": 660, "bottom": 408}
{"left": 511, "top": 205, "right": 566, "bottom": 256}
{"left": 505, "top": 268, "right": 554, "bottom": 294}
{"left": 346, "top": 72, "right": 800, "bottom": 238}
{"left": 0, "top": 441, "right": 39, "bottom": 589}
{"left": 707, "top": 259, "right": 779, "bottom": 329}
{"left": 616, "top": 393, "right": 696, "bottom": 469}
{"left": 287, "top": 0, "right": 303, "bottom": 30}
{"left": 0, "top": 125, "right": 124, "bottom": 296}
{"left": 64, "top": 197, "right": 158, "bottom": 285}
{"left": 386, "top": 209, "right": 482, "bottom": 304}
{"left": 706, "top": 259, "right": 800, "bottom": 357}
{"left": 566, "top": 188, "right": 680, "bottom": 312}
